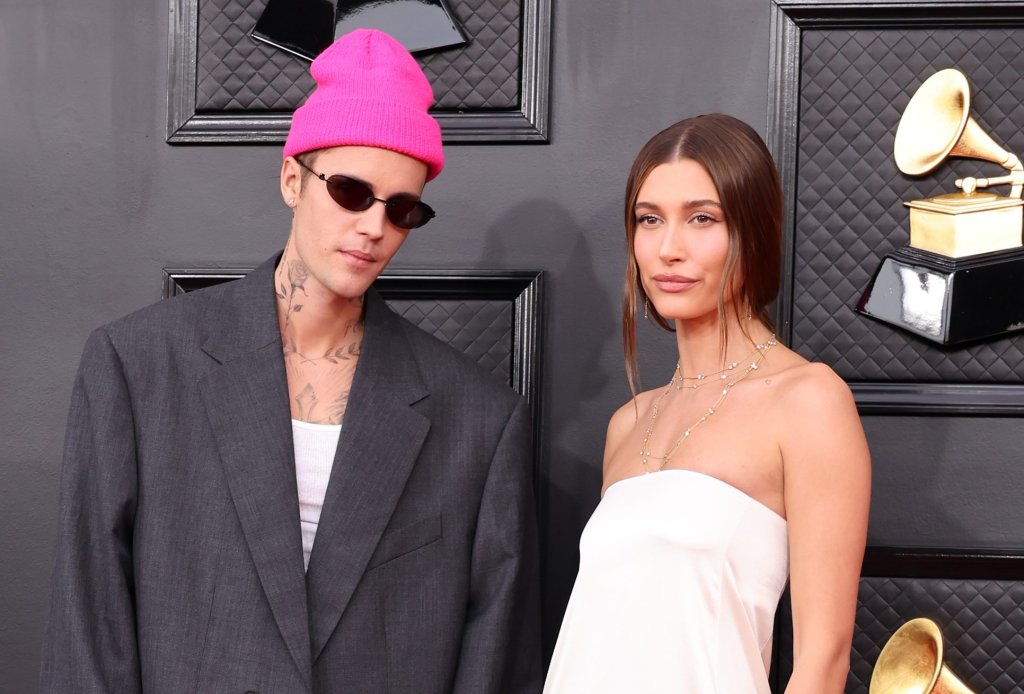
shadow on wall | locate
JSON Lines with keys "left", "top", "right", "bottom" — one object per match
{"left": 864, "top": 416, "right": 969, "bottom": 549}
{"left": 476, "top": 197, "right": 620, "bottom": 661}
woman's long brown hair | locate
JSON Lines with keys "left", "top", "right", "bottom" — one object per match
{"left": 622, "top": 113, "right": 782, "bottom": 395}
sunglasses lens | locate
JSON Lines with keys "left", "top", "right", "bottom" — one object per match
{"left": 325, "top": 176, "right": 375, "bottom": 212}
{"left": 324, "top": 175, "right": 435, "bottom": 229}
{"left": 385, "top": 197, "right": 435, "bottom": 230}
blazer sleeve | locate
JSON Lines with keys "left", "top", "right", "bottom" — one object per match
{"left": 39, "top": 328, "right": 142, "bottom": 693}
{"left": 451, "top": 397, "right": 543, "bottom": 694}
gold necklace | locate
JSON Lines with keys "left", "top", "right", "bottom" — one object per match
{"left": 640, "top": 336, "right": 777, "bottom": 472}
{"left": 669, "top": 341, "right": 769, "bottom": 390}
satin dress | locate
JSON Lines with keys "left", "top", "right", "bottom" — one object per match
{"left": 544, "top": 469, "right": 789, "bottom": 693}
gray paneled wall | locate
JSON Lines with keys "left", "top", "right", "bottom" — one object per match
{"left": 3, "top": 0, "right": 1020, "bottom": 691}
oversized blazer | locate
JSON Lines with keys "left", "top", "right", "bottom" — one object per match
{"left": 41, "top": 254, "right": 542, "bottom": 694}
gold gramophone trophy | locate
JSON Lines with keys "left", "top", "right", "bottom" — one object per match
{"left": 857, "top": 68, "right": 1024, "bottom": 345}
{"left": 869, "top": 618, "right": 976, "bottom": 694}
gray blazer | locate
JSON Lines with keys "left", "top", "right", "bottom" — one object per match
{"left": 41, "top": 255, "right": 542, "bottom": 694}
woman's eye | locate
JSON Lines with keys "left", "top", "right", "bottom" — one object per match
{"left": 637, "top": 214, "right": 660, "bottom": 226}
{"left": 691, "top": 212, "right": 718, "bottom": 225}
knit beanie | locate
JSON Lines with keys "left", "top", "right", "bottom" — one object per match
{"left": 283, "top": 29, "right": 444, "bottom": 181}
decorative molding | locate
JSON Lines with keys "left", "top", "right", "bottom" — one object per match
{"left": 162, "top": 268, "right": 250, "bottom": 297}
{"left": 166, "top": 0, "right": 552, "bottom": 143}
{"left": 370, "top": 271, "right": 544, "bottom": 413}
{"left": 863, "top": 546, "right": 1024, "bottom": 579}
{"left": 767, "top": 0, "right": 1024, "bottom": 415}
{"left": 850, "top": 382, "right": 1024, "bottom": 415}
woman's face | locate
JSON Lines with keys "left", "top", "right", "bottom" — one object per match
{"left": 632, "top": 158, "right": 734, "bottom": 323}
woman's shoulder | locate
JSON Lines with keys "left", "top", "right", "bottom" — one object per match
{"left": 765, "top": 349, "right": 864, "bottom": 457}
{"left": 607, "top": 387, "right": 662, "bottom": 431}
{"left": 765, "top": 347, "right": 855, "bottom": 413}
{"left": 786, "top": 364, "right": 854, "bottom": 409}
{"left": 602, "top": 388, "right": 661, "bottom": 462}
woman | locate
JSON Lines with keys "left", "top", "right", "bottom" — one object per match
{"left": 544, "top": 114, "right": 870, "bottom": 693}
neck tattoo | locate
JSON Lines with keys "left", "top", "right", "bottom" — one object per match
{"left": 274, "top": 246, "right": 366, "bottom": 425}
{"left": 640, "top": 336, "right": 777, "bottom": 472}
{"left": 275, "top": 246, "right": 309, "bottom": 327}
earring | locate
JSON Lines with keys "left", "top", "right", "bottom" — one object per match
{"left": 644, "top": 297, "right": 650, "bottom": 320}
{"left": 745, "top": 307, "right": 752, "bottom": 321}
{"left": 286, "top": 198, "right": 296, "bottom": 207}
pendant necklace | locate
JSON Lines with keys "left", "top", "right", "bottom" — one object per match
{"left": 640, "top": 336, "right": 777, "bottom": 472}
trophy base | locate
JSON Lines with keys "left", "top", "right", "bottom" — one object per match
{"left": 906, "top": 192, "right": 1022, "bottom": 257}
{"left": 856, "top": 245, "right": 1024, "bottom": 345}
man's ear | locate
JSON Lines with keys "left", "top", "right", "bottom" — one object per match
{"left": 281, "top": 156, "right": 304, "bottom": 205}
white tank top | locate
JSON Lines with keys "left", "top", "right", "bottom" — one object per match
{"left": 291, "top": 419, "right": 342, "bottom": 571}
{"left": 544, "top": 469, "right": 789, "bottom": 693}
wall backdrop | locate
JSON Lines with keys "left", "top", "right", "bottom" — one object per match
{"left": 3, "top": 0, "right": 1022, "bottom": 690}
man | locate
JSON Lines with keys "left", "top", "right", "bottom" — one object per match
{"left": 41, "top": 29, "right": 541, "bottom": 693}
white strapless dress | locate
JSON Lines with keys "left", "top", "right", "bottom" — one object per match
{"left": 544, "top": 469, "right": 789, "bottom": 694}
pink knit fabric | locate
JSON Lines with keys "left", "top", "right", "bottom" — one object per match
{"left": 283, "top": 29, "right": 444, "bottom": 181}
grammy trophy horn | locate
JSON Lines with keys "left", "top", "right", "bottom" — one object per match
{"left": 869, "top": 618, "right": 975, "bottom": 694}
{"left": 894, "top": 68, "right": 1022, "bottom": 197}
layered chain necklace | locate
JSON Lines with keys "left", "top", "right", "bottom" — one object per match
{"left": 640, "top": 335, "right": 777, "bottom": 472}
{"left": 668, "top": 340, "right": 769, "bottom": 390}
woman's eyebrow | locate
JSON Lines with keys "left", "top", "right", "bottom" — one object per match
{"left": 634, "top": 199, "right": 722, "bottom": 210}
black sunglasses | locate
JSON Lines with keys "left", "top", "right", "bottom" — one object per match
{"left": 295, "top": 158, "right": 436, "bottom": 230}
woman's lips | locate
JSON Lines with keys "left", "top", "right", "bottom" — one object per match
{"left": 653, "top": 274, "right": 698, "bottom": 292}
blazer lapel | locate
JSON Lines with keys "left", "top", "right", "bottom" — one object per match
{"left": 305, "top": 290, "right": 431, "bottom": 661}
{"left": 197, "top": 256, "right": 313, "bottom": 687}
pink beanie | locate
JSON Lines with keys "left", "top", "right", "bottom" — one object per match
{"left": 283, "top": 29, "right": 444, "bottom": 181}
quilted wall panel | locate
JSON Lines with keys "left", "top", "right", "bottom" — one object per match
{"left": 793, "top": 27, "right": 1024, "bottom": 382}
{"left": 387, "top": 298, "right": 513, "bottom": 383}
{"left": 195, "top": 0, "right": 521, "bottom": 112}
{"left": 773, "top": 576, "right": 1024, "bottom": 693}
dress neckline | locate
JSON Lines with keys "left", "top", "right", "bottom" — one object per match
{"left": 604, "top": 468, "right": 787, "bottom": 525}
